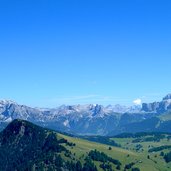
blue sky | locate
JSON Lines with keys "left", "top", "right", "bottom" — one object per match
{"left": 0, "top": 0, "right": 171, "bottom": 107}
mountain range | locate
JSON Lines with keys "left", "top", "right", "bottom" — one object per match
{"left": 0, "top": 94, "right": 171, "bottom": 135}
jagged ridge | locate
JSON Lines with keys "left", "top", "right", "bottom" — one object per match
{"left": 0, "top": 94, "right": 171, "bottom": 135}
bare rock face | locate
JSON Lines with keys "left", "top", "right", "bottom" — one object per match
{"left": 142, "top": 102, "right": 160, "bottom": 112}
{"left": 163, "top": 94, "right": 171, "bottom": 100}
{"left": 142, "top": 94, "right": 171, "bottom": 113}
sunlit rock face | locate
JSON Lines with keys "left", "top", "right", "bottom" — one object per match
{"left": 142, "top": 94, "right": 171, "bottom": 113}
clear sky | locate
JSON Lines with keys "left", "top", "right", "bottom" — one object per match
{"left": 0, "top": 0, "right": 171, "bottom": 107}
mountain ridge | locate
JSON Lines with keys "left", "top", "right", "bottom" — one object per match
{"left": 0, "top": 94, "right": 171, "bottom": 135}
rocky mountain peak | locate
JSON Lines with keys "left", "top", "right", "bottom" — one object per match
{"left": 142, "top": 94, "right": 171, "bottom": 113}
{"left": 163, "top": 94, "right": 171, "bottom": 101}
{"left": 0, "top": 99, "right": 17, "bottom": 106}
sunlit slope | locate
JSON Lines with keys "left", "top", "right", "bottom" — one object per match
{"left": 59, "top": 133, "right": 166, "bottom": 171}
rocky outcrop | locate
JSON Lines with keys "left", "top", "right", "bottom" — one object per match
{"left": 142, "top": 94, "right": 171, "bottom": 113}
{"left": 163, "top": 94, "right": 171, "bottom": 100}
{"left": 142, "top": 102, "right": 160, "bottom": 112}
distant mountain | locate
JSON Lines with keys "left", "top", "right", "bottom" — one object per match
{"left": 0, "top": 94, "right": 171, "bottom": 135}
{"left": 141, "top": 94, "right": 171, "bottom": 113}
{"left": 0, "top": 101, "right": 143, "bottom": 135}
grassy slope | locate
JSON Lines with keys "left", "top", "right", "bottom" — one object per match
{"left": 111, "top": 136, "right": 171, "bottom": 171}
{"left": 58, "top": 133, "right": 167, "bottom": 171}
{"left": 2, "top": 119, "right": 171, "bottom": 171}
